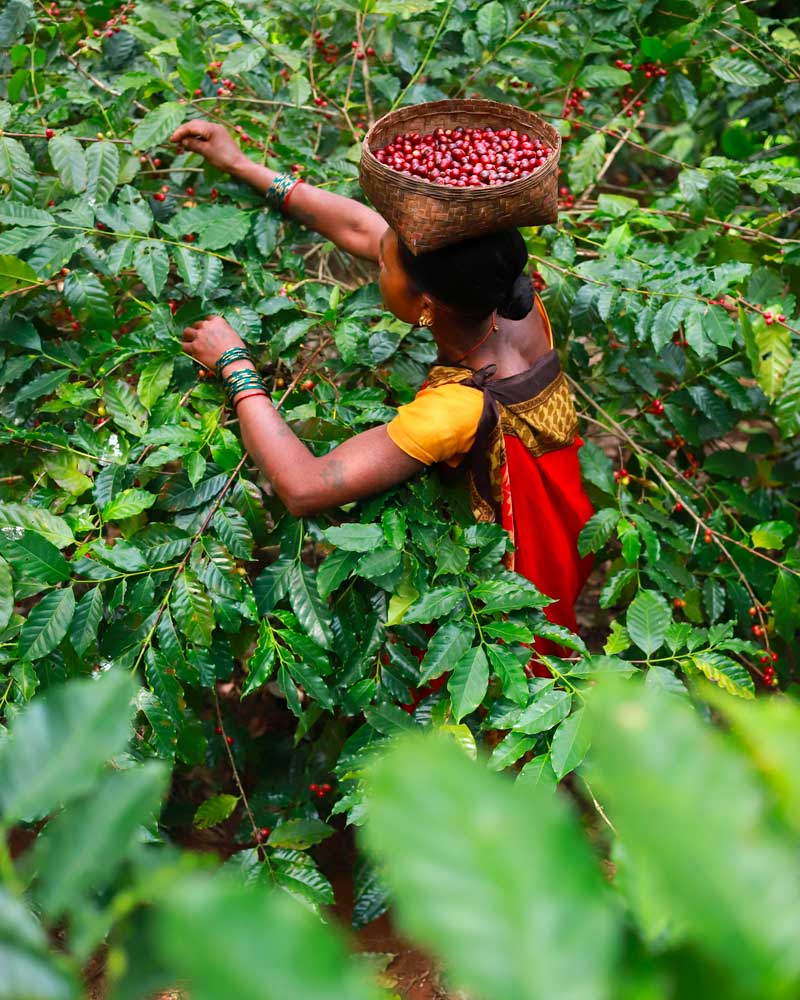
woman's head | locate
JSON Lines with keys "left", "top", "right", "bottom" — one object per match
{"left": 377, "top": 226, "right": 534, "bottom": 328}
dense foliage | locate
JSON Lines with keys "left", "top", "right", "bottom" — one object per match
{"left": 0, "top": 0, "right": 799, "bottom": 992}
{"left": 5, "top": 665, "right": 800, "bottom": 999}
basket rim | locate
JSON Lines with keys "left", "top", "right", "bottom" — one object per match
{"left": 360, "top": 98, "right": 561, "bottom": 201}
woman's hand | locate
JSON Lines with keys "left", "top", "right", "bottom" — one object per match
{"left": 170, "top": 121, "right": 245, "bottom": 174}
{"left": 182, "top": 316, "right": 247, "bottom": 372}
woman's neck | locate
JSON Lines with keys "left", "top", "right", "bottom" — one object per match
{"left": 433, "top": 311, "right": 497, "bottom": 368}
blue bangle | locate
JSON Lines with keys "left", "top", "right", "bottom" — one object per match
{"left": 214, "top": 347, "right": 252, "bottom": 376}
{"left": 266, "top": 173, "right": 300, "bottom": 211}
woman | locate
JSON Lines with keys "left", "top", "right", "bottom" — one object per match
{"left": 171, "top": 121, "right": 594, "bottom": 659}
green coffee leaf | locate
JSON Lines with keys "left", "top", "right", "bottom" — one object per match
{"left": 133, "top": 239, "right": 170, "bottom": 297}
{"left": 18, "top": 587, "right": 75, "bottom": 661}
{"left": 447, "top": 645, "right": 488, "bottom": 722}
{"left": 0, "top": 670, "right": 134, "bottom": 822}
{"left": 550, "top": 708, "right": 590, "bottom": 779}
{"left": 48, "top": 134, "right": 87, "bottom": 192}
{"left": 85, "top": 141, "right": 119, "bottom": 206}
{"left": 418, "top": 620, "right": 474, "bottom": 684}
{"left": 626, "top": 589, "right": 670, "bottom": 656}
{"left": 132, "top": 102, "right": 187, "bottom": 150}
{"left": 194, "top": 793, "right": 239, "bottom": 830}
{"left": 476, "top": 1, "right": 507, "bottom": 45}
{"left": 363, "top": 733, "right": 617, "bottom": 1000}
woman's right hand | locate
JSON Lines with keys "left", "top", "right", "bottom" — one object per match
{"left": 170, "top": 121, "right": 245, "bottom": 174}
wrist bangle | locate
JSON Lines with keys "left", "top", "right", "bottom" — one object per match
{"left": 233, "top": 389, "right": 269, "bottom": 409}
{"left": 266, "top": 173, "right": 303, "bottom": 212}
{"left": 222, "top": 369, "right": 266, "bottom": 403}
{"left": 214, "top": 346, "right": 253, "bottom": 376}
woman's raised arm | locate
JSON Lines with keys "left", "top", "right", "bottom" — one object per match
{"left": 170, "top": 121, "right": 386, "bottom": 262}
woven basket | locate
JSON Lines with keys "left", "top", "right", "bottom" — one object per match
{"left": 359, "top": 98, "right": 561, "bottom": 255}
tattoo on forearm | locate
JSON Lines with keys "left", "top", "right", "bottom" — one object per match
{"left": 319, "top": 457, "right": 346, "bottom": 491}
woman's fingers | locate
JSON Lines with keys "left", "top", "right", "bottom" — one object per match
{"left": 174, "top": 137, "right": 209, "bottom": 156}
{"left": 170, "top": 120, "right": 214, "bottom": 144}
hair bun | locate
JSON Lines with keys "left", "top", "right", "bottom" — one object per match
{"left": 497, "top": 272, "right": 534, "bottom": 320}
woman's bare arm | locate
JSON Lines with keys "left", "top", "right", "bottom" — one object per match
{"left": 234, "top": 396, "right": 423, "bottom": 516}
{"left": 170, "top": 121, "right": 386, "bottom": 262}
{"left": 181, "top": 317, "right": 423, "bottom": 516}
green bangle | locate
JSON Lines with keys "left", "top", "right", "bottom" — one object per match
{"left": 214, "top": 347, "right": 252, "bottom": 375}
{"left": 266, "top": 172, "right": 300, "bottom": 211}
{"left": 222, "top": 371, "right": 263, "bottom": 391}
{"left": 222, "top": 369, "right": 266, "bottom": 402}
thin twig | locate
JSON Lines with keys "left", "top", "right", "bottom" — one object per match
{"left": 392, "top": 0, "right": 457, "bottom": 109}
{"left": 582, "top": 778, "right": 617, "bottom": 835}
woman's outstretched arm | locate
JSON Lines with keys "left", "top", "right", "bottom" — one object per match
{"left": 182, "top": 317, "right": 422, "bottom": 516}
{"left": 170, "top": 121, "right": 386, "bottom": 262}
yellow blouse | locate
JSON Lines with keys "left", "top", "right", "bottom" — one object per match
{"left": 386, "top": 382, "right": 484, "bottom": 467}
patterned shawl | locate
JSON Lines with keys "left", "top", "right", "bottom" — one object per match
{"left": 425, "top": 350, "right": 578, "bottom": 538}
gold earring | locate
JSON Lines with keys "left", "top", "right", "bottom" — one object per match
{"left": 418, "top": 315, "right": 432, "bottom": 328}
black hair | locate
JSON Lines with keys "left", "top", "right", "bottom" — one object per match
{"left": 396, "top": 228, "right": 535, "bottom": 322}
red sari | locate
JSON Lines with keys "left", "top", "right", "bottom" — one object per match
{"left": 389, "top": 297, "right": 595, "bottom": 707}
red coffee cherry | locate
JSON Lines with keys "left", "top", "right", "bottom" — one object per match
{"left": 372, "top": 125, "right": 553, "bottom": 188}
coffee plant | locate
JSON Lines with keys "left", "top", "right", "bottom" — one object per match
{"left": 4, "top": 661, "right": 800, "bottom": 998}
{"left": 1, "top": 0, "right": 799, "bottom": 991}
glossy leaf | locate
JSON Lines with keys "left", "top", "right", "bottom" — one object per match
{"left": 418, "top": 620, "right": 474, "bottom": 685}
{"left": 586, "top": 679, "right": 800, "bottom": 996}
{"left": 32, "top": 763, "right": 168, "bottom": 918}
{"left": 626, "top": 590, "right": 670, "bottom": 656}
{"left": 447, "top": 644, "right": 488, "bottom": 722}
{"left": 68, "top": 586, "right": 104, "bottom": 655}
{"left": 288, "top": 562, "right": 333, "bottom": 648}
{"left": 48, "top": 135, "right": 86, "bottom": 193}
{"left": 156, "top": 874, "right": 379, "bottom": 1000}
{"left": 0, "top": 670, "right": 134, "bottom": 822}
{"left": 363, "top": 733, "right": 618, "bottom": 1000}
{"left": 18, "top": 587, "right": 75, "bottom": 660}
{"left": 85, "top": 141, "right": 119, "bottom": 206}
{"left": 550, "top": 708, "right": 591, "bottom": 779}
{"left": 194, "top": 793, "right": 239, "bottom": 830}
{"left": 512, "top": 688, "right": 572, "bottom": 735}
{"left": 171, "top": 569, "right": 215, "bottom": 647}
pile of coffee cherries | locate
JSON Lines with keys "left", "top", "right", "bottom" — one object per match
{"left": 373, "top": 125, "right": 553, "bottom": 187}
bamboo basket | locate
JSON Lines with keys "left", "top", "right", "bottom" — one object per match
{"left": 359, "top": 98, "right": 561, "bottom": 255}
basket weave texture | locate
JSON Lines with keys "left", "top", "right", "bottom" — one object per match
{"left": 359, "top": 99, "right": 561, "bottom": 255}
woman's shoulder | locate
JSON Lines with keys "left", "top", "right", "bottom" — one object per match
{"left": 386, "top": 379, "right": 483, "bottom": 466}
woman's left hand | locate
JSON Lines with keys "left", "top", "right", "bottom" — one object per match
{"left": 182, "top": 316, "right": 247, "bottom": 371}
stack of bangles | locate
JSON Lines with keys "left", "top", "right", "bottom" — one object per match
{"left": 265, "top": 172, "right": 304, "bottom": 212}
{"left": 214, "top": 347, "right": 269, "bottom": 410}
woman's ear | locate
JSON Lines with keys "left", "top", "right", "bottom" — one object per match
{"left": 418, "top": 294, "right": 435, "bottom": 328}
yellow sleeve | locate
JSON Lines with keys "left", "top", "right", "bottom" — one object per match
{"left": 386, "top": 383, "right": 484, "bottom": 466}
